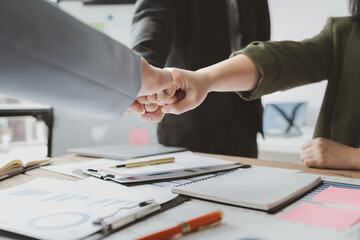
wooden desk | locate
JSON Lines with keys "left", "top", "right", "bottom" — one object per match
{"left": 1, "top": 153, "right": 360, "bottom": 190}
{"left": 1, "top": 153, "right": 360, "bottom": 240}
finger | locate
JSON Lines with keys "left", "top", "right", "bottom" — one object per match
{"left": 164, "top": 83, "right": 178, "bottom": 97}
{"left": 302, "top": 158, "right": 312, "bottom": 167}
{"left": 155, "top": 91, "right": 170, "bottom": 105}
{"left": 303, "top": 158, "right": 322, "bottom": 168}
{"left": 300, "top": 146, "right": 315, "bottom": 162}
{"left": 301, "top": 139, "right": 314, "bottom": 151}
{"left": 157, "top": 87, "right": 176, "bottom": 104}
{"left": 162, "top": 94, "right": 198, "bottom": 115}
{"left": 140, "top": 107, "right": 165, "bottom": 123}
{"left": 147, "top": 93, "right": 158, "bottom": 103}
{"left": 157, "top": 87, "right": 182, "bottom": 104}
{"left": 300, "top": 152, "right": 315, "bottom": 165}
{"left": 137, "top": 96, "right": 151, "bottom": 104}
{"left": 127, "top": 101, "right": 145, "bottom": 114}
{"left": 300, "top": 148, "right": 318, "bottom": 167}
{"left": 156, "top": 90, "right": 166, "bottom": 102}
{"left": 144, "top": 103, "right": 159, "bottom": 112}
{"left": 158, "top": 94, "right": 178, "bottom": 105}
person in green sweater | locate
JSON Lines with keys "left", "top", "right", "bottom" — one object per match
{"left": 135, "top": 0, "right": 360, "bottom": 170}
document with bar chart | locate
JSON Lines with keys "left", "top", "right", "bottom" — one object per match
{"left": 0, "top": 178, "right": 177, "bottom": 240}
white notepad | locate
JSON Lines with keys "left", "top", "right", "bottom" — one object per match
{"left": 171, "top": 168, "right": 321, "bottom": 212}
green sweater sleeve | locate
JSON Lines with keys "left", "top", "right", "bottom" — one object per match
{"left": 234, "top": 18, "right": 335, "bottom": 100}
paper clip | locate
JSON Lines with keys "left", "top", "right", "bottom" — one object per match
{"left": 93, "top": 199, "right": 160, "bottom": 233}
{"left": 85, "top": 169, "right": 115, "bottom": 180}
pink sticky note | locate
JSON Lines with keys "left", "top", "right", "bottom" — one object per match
{"left": 312, "top": 186, "right": 360, "bottom": 207}
{"left": 130, "top": 129, "right": 149, "bottom": 146}
{"left": 129, "top": 129, "right": 149, "bottom": 146}
{"left": 278, "top": 202, "right": 360, "bottom": 231}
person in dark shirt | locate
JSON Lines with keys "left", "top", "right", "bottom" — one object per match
{"left": 131, "top": 0, "right": 270, "bottom": 157}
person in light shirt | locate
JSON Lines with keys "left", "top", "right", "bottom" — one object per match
{"left": 0, "top": 0, "right": 172, "bottom": 118}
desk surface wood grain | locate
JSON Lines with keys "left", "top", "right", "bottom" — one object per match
{"left": 1, "top": 153, "right": 359, "bottom": 190}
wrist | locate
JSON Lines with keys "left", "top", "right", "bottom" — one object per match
{"left": 349, "top": 148, "right": 360, "bottom": 169}
{"left": 140, "top": 57, "right": 156, "bottom": 95}
{"left": 196, "top": 68, "right": 217, "bottom": 93}
{"left": 141, "top": 57, "right": 154, "bottom": 80}
{"left": 195, "top": 54, "right": 260, "bottom": 93}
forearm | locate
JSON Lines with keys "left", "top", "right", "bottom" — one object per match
{"left": 196, "top": 54, "right": 261, "bottom": 93}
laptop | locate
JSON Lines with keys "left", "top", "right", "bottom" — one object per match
{"left": 68, "top": 144, "right": 186, "bottom": 160}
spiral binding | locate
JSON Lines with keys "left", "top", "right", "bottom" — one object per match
{"left": 172, "top": 167, "right": 243, "bottom": 188}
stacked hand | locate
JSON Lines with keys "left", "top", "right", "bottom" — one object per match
{"left": 130, "top": 58, "right": 360, "bottom": 170}
{"left": 128, "top": 58, "right": 210, "bottom": 122}
{"left": 130, "top": 54, "right": 261, "bottom": 122}
{"left": 126, "top": 58, "right": 175, "bottom": 117}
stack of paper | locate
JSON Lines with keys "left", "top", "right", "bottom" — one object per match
{"left": 0, "top": 178, "right": 177, "bottom": 240}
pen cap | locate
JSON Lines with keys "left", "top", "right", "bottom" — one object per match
{"left": 187, "top": 210, "right": 223, "bottom": 232}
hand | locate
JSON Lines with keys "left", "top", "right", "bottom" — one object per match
{"left": 301, "top": 137, "right": 360, "bottom": 169}
{"left": 127, "top": 58, "right": 174, "bottom": 115}
{"left": 160, "top": 68, "right": 210, "bottom": 114}
{"left": 140, "top": 104, "right": 166, "bottom": 123}
{"left": 136, "top": 68, "right": 210, "bottom": 122}
{"left": 137, "top": 96, "right": 177, "bottom": 123}
{"left": 130, "top": 54, "right": 260, "bottom": 121}
{"left": 138, "top": 57, "right": 174, "bottom": 96}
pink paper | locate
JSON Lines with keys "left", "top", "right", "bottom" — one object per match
{"left": 312, "top": 186, "right": 360, "bottom": 207}
{"left": 129, "top": 129, "right": 149, "bottom": 146}
{"left": 278, "top": 202, "right": 360, "bottom": 231}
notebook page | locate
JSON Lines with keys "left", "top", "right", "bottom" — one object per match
{"left": 171, "top": 168, "right": 321, "bottom": 210}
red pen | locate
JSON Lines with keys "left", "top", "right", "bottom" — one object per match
{"left": 137, "top": 210, "right": 223, "bottom": 240}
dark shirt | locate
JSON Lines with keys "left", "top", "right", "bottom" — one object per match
{"left": 131, "top": 0, "right": 270, "bottom": 157}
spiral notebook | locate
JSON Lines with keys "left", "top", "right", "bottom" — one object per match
{"left": 171, "top": 168, "right": 322, "bottom": 212}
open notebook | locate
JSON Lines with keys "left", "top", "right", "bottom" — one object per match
{"left": 171, "top": 168, "right": 322, "bottom": 212}
{"left": 0, "top": 157, "right": 50, "bottom": 180}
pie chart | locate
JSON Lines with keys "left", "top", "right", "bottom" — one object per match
{"left": 27, "top": 212, "right": 90, "bottom": 230}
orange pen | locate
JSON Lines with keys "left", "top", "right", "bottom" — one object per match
{"left": 137, "top": 210, "right": 223, "bottom": 240}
